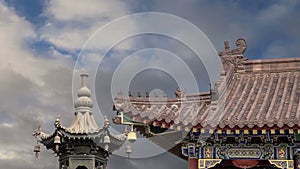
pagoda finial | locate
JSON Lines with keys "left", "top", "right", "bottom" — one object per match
{"left": 68, "top": 74, "right": 99, "bottom": 134}
{"left": 81, "top": 74, "right": 88, "bottom": 87}
{"left": 74, "top": 74, "right": 93, "bottom": 109}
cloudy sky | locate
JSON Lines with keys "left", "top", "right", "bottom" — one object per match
{"left": 0, "top": 0, "right": 300, "bottom": 169}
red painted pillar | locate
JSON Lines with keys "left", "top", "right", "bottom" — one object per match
{"left": 188, "top": 158, "right": 198, "bottom": 169}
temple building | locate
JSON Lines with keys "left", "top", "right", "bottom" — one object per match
{"left": 113, "top": 38, "right": 300, "bottom": 169}
{"left": 32, "top": 74, "right": 127, "bottom": 169}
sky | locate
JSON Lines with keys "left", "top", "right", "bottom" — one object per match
{"left": 0, "top": 0, "right": 300, "bottom": 169}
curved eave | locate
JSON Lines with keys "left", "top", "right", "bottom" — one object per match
{"left": 39, "top": 130, "right": 59, "bottom": 151}
{"left": 60, "top": 127, "right": 125, "bottom": 152}
{"left": 114, "top": 66, "right": 300, "bottom": 131}
{"left": 115, "top": 110, "right": 300, "bottom": 131}
{"left": 59, "top": 127, "right": 125, "bottom": 143}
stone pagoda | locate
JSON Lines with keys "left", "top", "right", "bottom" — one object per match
{"left": 33, "top": 74, "right": 126, "bottom": 169}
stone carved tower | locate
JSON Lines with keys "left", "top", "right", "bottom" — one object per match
{"left": 32, "top": 74, "right": 126, "bottom": 169}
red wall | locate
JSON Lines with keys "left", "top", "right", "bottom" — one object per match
{"left": 188, "top": 158, "right": 198, "bottom": 169}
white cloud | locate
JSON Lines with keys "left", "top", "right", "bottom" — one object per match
{"left": 0, "top": 2, "right": 74, "bottom": 168}
{"left": 0, "top": 3, "right": 37, "bottom": 82}
{"left": 1, "top": 1, "right": 300, "bottom": 169}
{"left": 44, "top": 0, "right": 129, "bottom": 22}
{"left": 0, "top": 3, "right": 73, "bottom": 86}
{"left": 258, "top": 1, "right": 299, "bottom": 22}
{"left": 40, "top": 0, "right": 137, "bottom": 51}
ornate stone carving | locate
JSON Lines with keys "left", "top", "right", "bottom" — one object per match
{"left": 218, "top": 38, "right": 248, "bottom": 72}
{"left": 232, "top": 38, "right": 247, "bottom": 55}
{"left": 218, "top": 38, "right": 247, "bottom": 56}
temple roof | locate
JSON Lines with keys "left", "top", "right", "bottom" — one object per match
{"left": 33, "top": 120, "right": 126, "bottom": 152}
{"left": 113, "top": 39, "right": 300, "bottom": 130}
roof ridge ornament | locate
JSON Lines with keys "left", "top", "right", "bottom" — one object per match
{"left": 210, "top": 83, "right": 219, "bottom": 101}
{"left": 218, "top": 38, "right": 248, "bottom": 72}
{"left": 175, "top": 88, "right": 186, "bottom": 98}
{"left": 32, "top": 125, "right": 52, "bottom": 139}
{"left": 103, "top": 115, "right": 110, "bottom": 128}
{"left": 54, "top": 115, "right": 61, "bottom": 128}
{"left": 218, "top": 38, "right": 247, "bottom": 56}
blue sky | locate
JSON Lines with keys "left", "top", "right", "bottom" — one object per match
{"left": 0, "top": 0, "right": 300, "bottom": 169}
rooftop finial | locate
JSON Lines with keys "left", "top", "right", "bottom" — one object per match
{"left": 224, "top": 41, "right": 230, "bottom": 50}
{"left": 80, "top": 74, "right": 88, "bottom": 87}
{"left": 69, "top": 74, "right": 98, "bottom": 133}
{"left": 74, "top": 74, "right": 93, "bottom": 108}
{"left": 219, "top": 38, "right": 247, "bottom": 57}
{"left": 218, "top": 38, "right": 248, "bottom": 72}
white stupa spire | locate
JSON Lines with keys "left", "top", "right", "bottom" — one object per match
{"left": 67, "top": 74, "right": 99, "bottom": 133}
{"left": 74, "top": 74, "right": 93, "bottom": 109}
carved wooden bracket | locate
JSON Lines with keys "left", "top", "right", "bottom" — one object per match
{"left": 198, "top": 159, "right": 222, "bottom": 169}
{"left": 269, "top": 160, "right": 294, "bottom": 169}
